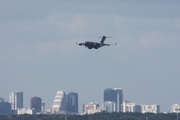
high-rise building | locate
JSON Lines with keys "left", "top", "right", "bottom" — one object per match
{"left": 103, "top": 101, "right": 116, "bottom": 113}
{"left": 31, "top": 96, "right": 42, "bottom": 113}
{"left": 0, "top": 101, "right": 12, "bottom": 114}
{"left": 66, "top": 92, "right": 78, "bottom": 113}
{"left": 104, "top": 88, "right": 123, "bottom": 112}
{"left": 9, "top": 91, "right": 23, "bottom": 110}
{"left": 52, "top": 91, "right": 66, "bottom": 114}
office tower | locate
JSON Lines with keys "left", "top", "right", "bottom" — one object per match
{"left": 0, "top": 101, "right": 12, "bottom": 114}
{"left": 103, "top": 101, "right": 116, "bottom": 113}
{"left": 9, "top": 91, "right": 23, "bottom": 110}
{"left": 66, "top": 92, "right": 78, "bottom": 113}
{"left": 104, "top": 88, "right": 123, "bottom": 112}
{"left": 31, "top": 96, "right": 42, "bottom": 113}
{"left": 52, "top": 91, "right": 66, "bottom": 114}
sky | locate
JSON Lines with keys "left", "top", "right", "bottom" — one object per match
{"left": 0, "top": 0, "right": 180, "bottom": 113}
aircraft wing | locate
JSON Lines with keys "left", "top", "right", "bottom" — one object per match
{"left": 103, "top": 43, "right": 117, "bottom": 46}
{"left": 103, "top": 44, "right": 110, "bottom": 46}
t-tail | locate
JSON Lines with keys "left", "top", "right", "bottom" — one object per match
{"left": 100, "top": 36, "right": 106, "bottom": 43}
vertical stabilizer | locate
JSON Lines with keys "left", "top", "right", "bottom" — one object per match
{"left": 100, "top": 36, "right": 106, "bottom": 43}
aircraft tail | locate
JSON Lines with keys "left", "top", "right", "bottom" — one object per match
{"left": 100, "top": 36, "right": 106, "bottom": 43}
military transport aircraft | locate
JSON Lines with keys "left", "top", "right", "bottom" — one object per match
{"left": 76, "top": 36, "right": 117, "bottom": 49}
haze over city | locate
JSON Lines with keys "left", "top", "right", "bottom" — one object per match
{"left": 0, "top": 0, "right": 180, "bottom": 113}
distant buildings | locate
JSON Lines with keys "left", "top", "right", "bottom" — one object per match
{"left": 45, "top": 108, "right": 52, "bottom": 114}
{"left": 102, "top": 101, "right": 116, "bottom": 113}
{"left": 171, "top": 104, "right": 180, "bottom": 112}
{"left": 0, "top": 88, "right": 166, "bottom": 114}
{"left": 41, "top": 103, "right": 45, "bottom": 113}
{"left": 9, "top": 91, "right": 23, "bottom": 110}
{"left": 52, "top": 91, "right": 66, "bottom": 114}
{"left": 141, "top": 104, "right": 160, "bottom": 113}
{"left": 31, "top": 96, "right": 42, "bottom": 113}
{"left": 122, "top": 100, "right": 159, "bottom": 113}
{"left": 0, "top": 101, "right": 11, "bottom": 114}
{"left": 104, "top": 88, "right": 123, "bottom": 112}
{"left": 83, "top": 102, "right": 99, "bottom": 114}
{"left": 83, "top": 102, "right": 105, "bottom": 114}
{"left": 103, "top": 88, "right": 161, "bottom": 114}
{"left": 122, "top": 101, "right": 141, "bottom": 113}
{"left": 66, "top": 92, "right": 78, "bottom": 114}
{"left": 17, "top": 108, "right": 36, "bottom": 115}
{"left": 8, "top": 91, "right": 41, "bottom": 115}
{"left": 52, "top": 91, "right": 78, "bottom": 114}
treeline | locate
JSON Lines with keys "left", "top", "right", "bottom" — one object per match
{"left": 0, "top": 112, "right": 178, "bottom": 120}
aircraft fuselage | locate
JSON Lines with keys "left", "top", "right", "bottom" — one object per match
{"left": 77, "top": 36, "right": 113, "bottom": 49}
{"left": 84, "top": 41, "right": 103, "bottom": 49}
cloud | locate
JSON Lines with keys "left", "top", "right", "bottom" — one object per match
{"left": 112, "top": 14, "right": 175, "bottom": 32}
{"left": 138, "top": 32, "right": 164, "bottom": 48}
{"left": 70, "top": 14, "right": 89, "bottom": 34}
{"left": 47, "top": 13, "right": 90, "bottom": 36}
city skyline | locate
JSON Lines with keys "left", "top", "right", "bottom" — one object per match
{"left": 1, "top": 88, "right": 179, "bottom": 114}
{"left": 1, "top": 1, "right": 180, "bottom": 113}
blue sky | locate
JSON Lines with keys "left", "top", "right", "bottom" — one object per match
{"left": 0, "top": 0, "right": 180, "bottom": 112}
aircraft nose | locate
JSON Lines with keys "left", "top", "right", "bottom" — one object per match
{"left": 78, "top": 43, "right": 84, "bottom": 46}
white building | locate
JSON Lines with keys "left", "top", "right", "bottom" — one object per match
{"left": 86, "top": 107, "right": 106, "bottom": 114}
{"left": 141, "top": 104, "right": 160, "bottom": 113}
{"left": 83, "top": 102, "right": 105, "bottom": 114}
{"left": 52, "top": 91, "right": 66, "bottom": 114}
{"left": 9, "top": 91, "right": 23, "bottom": 110}
{"left": 122, "top": 101, "right": 141, "bottom": 113}
{"left": 122, "top": 100, "right": 130, "bottom": 112}
{"left": 17, "top": 108, "right": 36, "bottom": 115}
{"left": 83, "top": 102, "right": 99, "bottom": 114}
{"left": 171, "top": 104, "right": 180, "bottom": 112}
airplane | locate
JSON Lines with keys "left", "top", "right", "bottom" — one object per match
{"left": 76, "top": 36, "right": 117, "bottom": 49}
